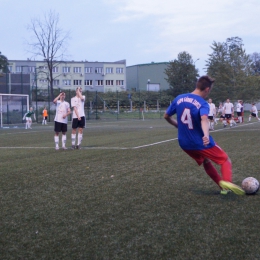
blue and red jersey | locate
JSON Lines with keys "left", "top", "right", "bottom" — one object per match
{"left": 166, "top": 93, "right": 215, "bottom": 150}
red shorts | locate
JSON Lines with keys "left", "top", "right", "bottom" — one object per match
{"left": 183, "top": 145, "right": 228, "bottom": 166}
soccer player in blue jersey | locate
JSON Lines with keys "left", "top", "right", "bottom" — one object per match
{"left": 164, "top": 76, "right": 245, "bottom": 195}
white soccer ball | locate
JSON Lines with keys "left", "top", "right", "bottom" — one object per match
{"left": 241, "top": 177, "right": 259, "bottom": 194}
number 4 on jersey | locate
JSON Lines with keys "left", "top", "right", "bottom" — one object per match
{"left": 181, "top": 108, "right": 193, "bottom": 129}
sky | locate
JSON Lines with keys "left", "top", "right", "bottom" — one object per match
{"left": 1, "top": 0, "right": 260, "bottom": 75}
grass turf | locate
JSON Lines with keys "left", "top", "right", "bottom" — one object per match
{"left": 1, "top": 119, "right": 260, "bottom": 259}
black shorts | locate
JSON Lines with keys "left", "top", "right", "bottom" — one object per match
{"left": 72, "top": 117, "right": 85, "bottom": 129}
{"left": 44, "top": 116, "right": 48, "bottom": 120}
{"left": 236, "top": 112, "right": 242, "bottom": 116}
{"left": 208, "top": 116, "right": 214, "bottom": 120}
{"left": 220, "top": 115, "right": 225, "bottom": 119}
{"left": 251, "top": 113, "right": 257, "bottom": 117}
{"left": 225, "top": 114, "right": 232, "bottom": 119}
{"left": 54, "top": 121, "right": 68, "bottom": 133}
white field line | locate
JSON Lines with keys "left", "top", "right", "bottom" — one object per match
{"left": 0, "top": 122, "right": 259, "bottom": 150}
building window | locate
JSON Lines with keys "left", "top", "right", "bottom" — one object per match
{"left": 53, "top": 80, "right": 59, "bottom": 86}
{"left": 116, "top": 68, "right": 124, "bottom": 73}
{"left": 8, "top": 66, "right": 13, "bottom": 72}
{"left": 63, "top": 80, "right": 71, "bottom": 85}
{"left": 106, "top": 67, "right": 113, "bottom": 74}
{"left": 16, "top": 66, "right": 22, "bottom": 73}
{"left": 63, "top": 67, "right": 70, "bottom": 73}
{"left": 85, "top": 80, "right": 93, "bottom": 86}
{"left": 73, "top": 80, "right": 82, "bottom": 85}
{"left": 96, "top": 80, "right": 103, "bottom": 86}
{"left": 28, "top": 66, "right": 35, "bottom": 73}
{"left": 73, "top": 67, "right": 81, "bottom": 73}
{"left": 39, "top": 79, "right": 48, "bottom": 83}
{"left": 95, "top": 67, "right": 103, "bottom": 74}
{"left": 53, "top": 66, "right": 59, "bottom": 73}
{"left": 116, "top": 80, "right": 124, "bottom": 86}
{"left": 105, "top": 80, "right": 114, "bottom": 86}
{"left": 85, "top": 67, "right": 92, "bottom": 73}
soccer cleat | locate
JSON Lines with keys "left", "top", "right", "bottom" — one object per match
{"left": 220, "top": 189, "right": 230, "bottom": 195}
{"left": 55, "top": 147, "right": 59, "bottom": 150}
{"left": 76, "top": 145, "right": 81, "bottom": 150}
{"left": 219, "top": 181, "right": 245, "bottom": 195}
{"left": 223, "top": 124, "right": 227, "bottom": 128}
{"left": 71, "top": 145, "right": 75, "bottom": 150}
{"left": 62, "top": 147, "right": 68, "bottom": 150}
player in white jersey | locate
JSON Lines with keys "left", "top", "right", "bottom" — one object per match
{"left": 223, "top": 99, "right": 234, "bottom": 127}
{"left": 248, "top": 103, "right": 260, "bottom": 122}
{"left": 71, "top": 87, "right": 86, "bottom": 149}
{"left": 207, "top": 99, "right": 216, "bottom": 130}
{"left": 53, "top": 92, "right": 71, "bottom": 150}
{"left": 236, "top": 100, "right": 243, "bottom": 123}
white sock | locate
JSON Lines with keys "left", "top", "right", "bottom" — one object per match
{"left": 71, "top": 134, "right": 76, "bottom": 145}
{"left": 62, "top": 135, "right": 66, "bottom": 148}
{"left": 249, "top": 117, "right": 251, "bottom": 121}
{"left": 54, "top": 136, "right": 59, "bottom": 148}
{"left": 77, "top": 133, "right": 83, "bottom": 145}
{"left": 25, "top": 122, "right": 28, "bottom": 129}
{"left": 42, "top": 120, "right": 44, "bottom": 125}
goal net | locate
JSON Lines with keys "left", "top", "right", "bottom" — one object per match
{"left": 0, "top": 94, "right": 29, "bottom": 128}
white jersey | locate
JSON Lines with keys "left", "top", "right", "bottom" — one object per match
{"left": 208, "top": 103, "right": 216, "bottom": 116}
{"left": 223, "top": 102, "right": 234, "bottom": 114}
{"left": 236, "top": 103, "right": 243, "bottom": 112}
{"left": 71, "top": 95, "right": 86, "bottom": 118}
{"left": 251, "top": 105, "right": 258, "bottom": 114}
{"left": 54, "top": 100, "right": 70, "bottom": 123}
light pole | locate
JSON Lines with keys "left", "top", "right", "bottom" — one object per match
{"left": 21, "top": 65, "right": 30, "bottom": 120}
{"left": 194, "top": 58, "right": 199, "bottom": 67}
{"left": 147, "top": 79, "right": 150, "bottom": 92}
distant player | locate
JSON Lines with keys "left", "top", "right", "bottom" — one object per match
{"left": 23, "top": 107, "right": 36, "bottom": 129}
{"left": 164, "top": 75, "right": 245, "bottom": 195}
{"left": 42, "top": 107, "right": 48, "bottom": 125}
{"left": 236, "top": 100, "right": 243, "bottom": 123}
{"left": 223, "top": 99, "right": 234, "bottom": 127}
{"left": 71, "top": 87, "right": 86, "bottom": 149}
{"left": 208, "top": 98, "right": 216, "bottom": 130}
{"left": 53, "top": 92, "right": 71, "bottom": 150}
{"left": 248, "top": 103, "right": 260, "bottom": 122}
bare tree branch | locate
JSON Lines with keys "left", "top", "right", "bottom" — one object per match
{"left": 26, "top": 10, "right": 70, "bottom": 100}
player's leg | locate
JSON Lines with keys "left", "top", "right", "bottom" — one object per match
{"left": 28, "top": 118, "right": 32, "bottom": 129}
{"left": 54, "top": 122, "right": 61, "bottom": 150}
{"left": 61, "top": 123, "right": 68, "bottom": 149}
{"left": 203, "top": 158, "right": 221, "bottom": 185}
{"left": 76, "top": 117, "right": 85, "bottom": 149}
{"left": 71, "top": 118, "right": 78, "bottom": 149}
{"left": 77, "top": 128, "right": 83, "bottom": 149}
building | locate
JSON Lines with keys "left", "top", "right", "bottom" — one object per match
{"left": 126, "top": 62, "right": 170, "bottom": 92}
{"left": 5, "top": 59, "right": 126, "bottom": 93}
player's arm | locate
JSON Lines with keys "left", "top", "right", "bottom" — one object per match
{"left": 164, "top": 113, "right": 178, "bottom": 128}
{"left": 63, "top": 107, "right": 71, "bottom": 119}
{"left": 77, "top": 88, "right": 85, "bottom": 101}
{"left": 73, "top": 106, "right": 81, "bottom": 120}
{"left": 53, "top": 93, "right": 62, "bottom": 104}
{"left": 201, "top": 115, "right": 210, "bottom": 146}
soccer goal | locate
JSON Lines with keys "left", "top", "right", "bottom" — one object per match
{"left": 0, "top": 94, "right": 29, "bottom": 128}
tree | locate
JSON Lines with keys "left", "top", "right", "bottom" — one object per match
{"left": 205, "top": 37, "right": 253, "bottom": 101}
{"left": 0, "top": 52, "right": 9, "bottom": 73}
{"left": 164, "top": 51, "right": 199, "bottom": 97}
{"left": 250, "top": 52, "right": 260, "bottom": 75}
{"left": 27, "top": 10, "right": 70, "bottom": 100}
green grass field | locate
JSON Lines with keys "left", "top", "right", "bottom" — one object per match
{"left": 1, "top": 118, "right": 260, "bottom": 259}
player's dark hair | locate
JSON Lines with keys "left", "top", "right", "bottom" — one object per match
{"left": 196, "top": 76, "right": 215, "bottom": 91}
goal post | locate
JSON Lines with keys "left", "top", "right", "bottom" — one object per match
{"left": 0, "top": 94, "right": 29, "bottom": 128}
